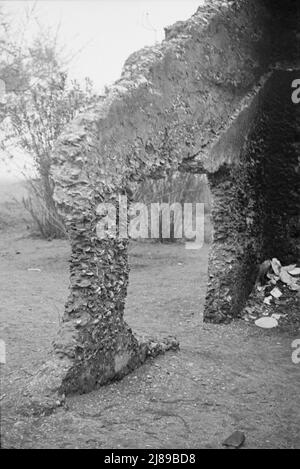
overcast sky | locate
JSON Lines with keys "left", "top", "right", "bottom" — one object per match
{"left": 3, "top": 0, "right": 202, "bottom": 90}
{"left": 1, "top": 0, "right": 203, "bottom": 180}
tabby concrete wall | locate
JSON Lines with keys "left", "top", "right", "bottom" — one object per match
{"left": 49, "top": 0, "right": 272, "bottom": 394}
{"left": 205, "top": 70, "right": 300, "bottom": 322}
{"left": 23, "top": 0, "right": 299, "bottom": 408}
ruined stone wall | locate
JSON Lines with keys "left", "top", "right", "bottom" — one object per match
{"left": 24, "top": 0, "right": 299, "bottom": 407}
{"left": 46, "top": 0, "right": 273, "bottom": 397}
{"left": 204, "top": 70, "right": 300, "bottom": 322}
{"left": 242, "top": 71, "right": 300, "bottom": 264}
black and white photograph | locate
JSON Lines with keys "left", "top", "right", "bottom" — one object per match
{"left": 0, "top": 0, "right": 299, "bottom": 451}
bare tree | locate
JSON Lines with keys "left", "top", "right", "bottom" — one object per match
{"left": 0, "top": 5, "right": 98, "bottom": 238}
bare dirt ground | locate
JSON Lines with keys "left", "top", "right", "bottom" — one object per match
{"left": 0, "top": 189, "right": 299, "bottom": 449}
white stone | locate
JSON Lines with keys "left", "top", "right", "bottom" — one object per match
{"left": 255, "top": 317, "right": 278, "bottom": 329}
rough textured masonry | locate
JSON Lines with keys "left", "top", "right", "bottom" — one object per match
{"left": 24, "top": 0, "right": 299, "bottom": 409}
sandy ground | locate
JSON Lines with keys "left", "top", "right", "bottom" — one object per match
{"left": 0, "top": 228, "right": 299, "bottom": 448}
{"left": 0, "top": 185, "right": 299, "bottom": 449}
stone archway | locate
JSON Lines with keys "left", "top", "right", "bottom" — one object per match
{"left": 23, "top": 0, "right": 299, "bottom": 412}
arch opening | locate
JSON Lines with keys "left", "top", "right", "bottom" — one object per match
{"left": 22, "top": 0, "right": 299, "bottom": 413}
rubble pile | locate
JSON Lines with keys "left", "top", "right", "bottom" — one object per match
{"left": 242, "top": 258, "right": 300, "bottom": 334}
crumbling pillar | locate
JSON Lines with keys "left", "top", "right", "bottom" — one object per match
{"left": 205, "top": 166, "right": 258, "bottom": 323}
{"left": 204, "top": 69, "right": 300, "bottom": 322}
